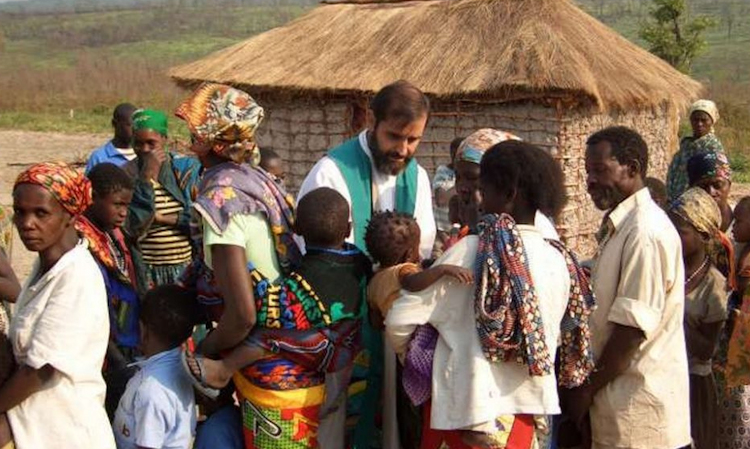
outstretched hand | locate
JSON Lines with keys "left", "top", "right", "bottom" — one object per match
{"left": 440, "top": 265, "right": 474, "bottom": 284}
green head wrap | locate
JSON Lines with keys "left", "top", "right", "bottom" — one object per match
{"left": 132, "top": 109, "right": 168, "bottom": 137}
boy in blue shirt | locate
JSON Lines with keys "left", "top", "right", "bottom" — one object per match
{"left": 114, "top": 285, "right": 200, "bottom": 449}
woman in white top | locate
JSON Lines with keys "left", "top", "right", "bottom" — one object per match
{"left": 385, "top": 141, "right": 595, "bottom": 449}
{"left": 0, "top": 162, "right": 114, "bottom": 449}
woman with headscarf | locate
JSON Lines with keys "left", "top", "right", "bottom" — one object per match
{"left": 666, "top": 99, "right": 726, "bottom": 202}
{"left": 0, "top": 162, "right": 114, "bottom": 448}
{"left": 125, "top": 109, "right": 201, "bottom": 288}
{"left": 668, "top": 187, "right": 728, "bottom": 449}
{"left": 174, "top": 84, "right": 304, "bottom": 448}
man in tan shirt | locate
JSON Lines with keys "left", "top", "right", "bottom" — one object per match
{"left": 566, "top": 126, "right": 691, "bottom": 449}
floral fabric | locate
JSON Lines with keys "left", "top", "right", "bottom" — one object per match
{"left": 14, "top": 162, "right": 92, "bottom": 216}
{"left": 176, "top": 83, "right": 265, "bottom": 165}
{"left": 688, "top": 150, "right": 732, "bottom": 186}
{"left": 0, "top": 205, "right": 11, "bottom": 256}
{"left": 666, "top": 133, "right": 725, "bottom": 202}
{"left": 455, "top": 129, "right": 521, "bottom": 165}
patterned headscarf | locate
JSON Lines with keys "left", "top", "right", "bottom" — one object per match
{"left": 455, "top": 128, "right": 521, "bottom": 165}
{"left": 14, "top": 162, "right": 92, "bottom": 216}
{"left": 669, "top": 187, "right": 721, "bottom": 237}
{"left": 690, "top": 99, "right": 720, "bottom": 125}
{"left": 132, "top": 109, "right": 168, "bottom": 137}
{"left": 474, "top": 213, "right": 595, "bottom": 387}
{"left": 175, "top": 83, "right": 265, "bottom": 165}
{"left": 687, "top": 151, "right": 732, "bottom": 186}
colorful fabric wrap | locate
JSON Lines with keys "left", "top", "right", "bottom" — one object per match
{"left": 474, "top": 213, "right": 595, "bottom": 387}
{"left": 688, "top": 151, "right": 732, "bottom": 186}
{"left": 14, "top": 162, "right": 92, "bottom": 216}
{"left": 193, "top": 161, "right": 302, "bottom": 274}
{"left": 455, "top": 129, "right": 521, "bottom": 165}
{"left": 0, "top": 205, "right": 12, "bottom": 256}
{"left": 666, "top": 133, "right": 726, "bottom": 202}
{"left": 690, "top": 99, "right": 720, "bottom": 125}
{"left": 132, "top": 109, "right": 168, "bottom": 136}
{"left": 176, "top": 82, "right": 265, "bottom": 165}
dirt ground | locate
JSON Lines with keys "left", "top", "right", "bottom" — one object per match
{"left": 2, "top": 129, "right": 750, "bottom": 282}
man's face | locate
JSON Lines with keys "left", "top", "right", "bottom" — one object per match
{"left": 585, "top": 141, "right": 635, "bottom": 211}
{"left": 113, "top": 114, "right": 134, "bottom": 145}
{"left": 133, "top": 130, "right": 165, "bottom": 158}
{"left": 371, "top": 114, "right": 428, "bottom": 176}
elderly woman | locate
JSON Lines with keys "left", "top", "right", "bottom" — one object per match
{"left": 666, "top": 99, "right": 726, "bottom": 202}
{"left": 0, "top": 162, "right": 114, "bottom": 448}
{"left": 668, "top": 187, "right": 728, "bottom": 449}
{"left": 174, "top": 84, "right": 303, "bottom": 448}
{"left": 125, "top": 109, "right": 201, "bottom": 288}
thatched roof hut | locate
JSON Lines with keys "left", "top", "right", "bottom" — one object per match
{"left": 170, "top": 0, "right": 702, "bottom": 255}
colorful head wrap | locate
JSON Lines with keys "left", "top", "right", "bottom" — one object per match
{"left": 669, "top": 187, "right": 721, "bottom": 237}
{"left": 132, "top": 109, "right": 168, "bottom": 137}
{"left": 455, "top": 128, "right": 521, "bottom": 165}
{"left": 175, "top": 83, "right": 265, "bottom": 165}
{"left": 687, "top": 151, "right": 732, "bottom": 186}
{"left": 690, "top": 99, "right": 720, "bottom": 125}
{"left": 14, "top": 162, "right": 92, "bottom": 216}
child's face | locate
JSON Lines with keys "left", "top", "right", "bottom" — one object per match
{"left": 734, "top": 204, "right": 750, "bottom": 243}
{"left": 670, "top": 212, "right": 704, "bottom": 258}
{"left": 91, "top": 189, "right": 133, "bottom": 230}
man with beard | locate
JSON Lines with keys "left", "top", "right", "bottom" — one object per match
{"left": 297, "top": 80, "right": 435, "bottom": 449}
{"left": 298, "top": 80, "right": 435, "bottom": 259}
{"left": 565, "top": 126, "right": 690, "bottom": 449}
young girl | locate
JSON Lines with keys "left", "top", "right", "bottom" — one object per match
{"left": 76, "top": 162, "right": 140, "bottom": 418}
{"left": 385, "top": 141, "right": 594, "bottom": 449}
{"left": 669, "top": 187, "right": 728, "bottom": 449}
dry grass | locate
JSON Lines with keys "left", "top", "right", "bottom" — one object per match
{"left": 170, "top": 0, "right": 702, "bottom": 111}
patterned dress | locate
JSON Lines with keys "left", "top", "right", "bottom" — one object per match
{"left": 666, "top": 133, "right": 725, "bottom": 202}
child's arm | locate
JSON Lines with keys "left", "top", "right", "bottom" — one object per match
{"left": 401, "top": 264, "right": 473, "bottom": 292}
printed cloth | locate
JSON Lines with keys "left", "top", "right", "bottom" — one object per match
{"left": 670, "top": 187, "right": 721, "bottom": 237}
{"left": 132, "top": 109, "right": 168, "bottom": 136}
{"left": 176, "top": 83, "right": 265, "bottom": 165}
{"left": 688, "top": 150, "right": 732, "bottom": 186}
{"left": 76, "top": 216, "right": 137, "bottom": 286}
{"left": 0, "top": 205, "right": 11, "bottom": 256}
{"left": 432, "top": 165, "right": 455, "bottom": 192}
{"left": 455, "top": 129, "right": 521, "bottom": 165}
{"left": 666, "top": 133, "right": 726, "bottom": 201}
{"left": 474, "top": 213, "right": 595, "bottom": 387}
{"left": 14, "top": 162, "right": 92, "bottom": 216}
{"left": 194, "top": 161, "right": 301, "bottom": 275}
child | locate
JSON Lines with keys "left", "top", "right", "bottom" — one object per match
{"left": 668, "top": 187, "right": 728, "bottom": 449}
{"left": 733, "top": 196, "right": 750, "bottom": 295}
{"left": 259, "top": 148, "right": 286, "bottom": 185}
{"left": 113, "top": 285, "right": 200, "bottom": 449}
{"left": 77, "top": 162, "right": 141, "bottom": 418}
{"left": 184, "top": 187, "right": 371, "bottom": 449}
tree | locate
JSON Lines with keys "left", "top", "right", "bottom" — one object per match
{"left": 639, "top": 0, "right": 716, "bottom": 73}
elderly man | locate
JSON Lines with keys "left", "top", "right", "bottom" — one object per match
{"left": 297, "top": 80, "right": 435, "bottom": 449}
{"left": 566, "top": 126, "right": 690, "bottom": 449}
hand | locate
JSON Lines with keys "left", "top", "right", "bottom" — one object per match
{"left": 441, "top": 265, "right": 474, "bottom": 284}
{"left": 562, "top": 384, "right": 595, "bottom": 428}
{"left": 140, "top": 149, "right": 167, "bottom": 181}
{"left": 154, "top": 212, "right": 179, "bottom": 226}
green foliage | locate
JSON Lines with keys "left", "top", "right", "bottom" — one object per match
{"left": 639, "top": 0, "right": 716, "bottom": 72}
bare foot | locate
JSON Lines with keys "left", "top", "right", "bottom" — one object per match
{"left": 185, "top": 352, "right": 233, "bottom": 390}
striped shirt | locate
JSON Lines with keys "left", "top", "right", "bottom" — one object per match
{"left": 140, "top": 181, "right": 192, "bottom": 266}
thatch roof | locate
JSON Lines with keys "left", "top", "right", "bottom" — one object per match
{"left": 169, "top": 0, "right": 702, "bottom": 111}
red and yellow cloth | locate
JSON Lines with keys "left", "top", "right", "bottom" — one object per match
{"left": 14, "top": 162, "right": 92, "bottom": 216}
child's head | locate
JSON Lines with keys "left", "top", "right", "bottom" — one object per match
{"left": 668, "top": 187, "right": 720, "bottom": 259}
{"left": 140, "top": 285, "right": 200, "bottom": 354}
{"left": 365, "top": 211, "right": 421, "bottom": 267}
{"left": 644, "top": 177, "right": 667, "bottom": 208}
{"left": 296, "top": 187, "right": 351, "bottom": 249}
{"left": 259, "top": 148, "right": 285, "bottom": 184}
{"left": 87, "top": 163, "right": 134, "bottom": 230}
{"left": 479, "top": 141, "right": 566, "bottom": 223}
{"left": 734, "top": 197, "right": 750, "bottom": 243}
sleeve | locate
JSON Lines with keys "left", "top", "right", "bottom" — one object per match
{"left": 133, "top": 385, "right": 172, "bottom": 449}
{"left": 384, "top": 291, "right": 437, "bottom": 356}
{"left": 24, "top": 264, "right": 107, "bottom": 377}
{"left": 84, "top": 153, "right": 98, "bottom": 175}
{"left": 297, "top": 157, "right": 351, "bottom": 207}
{"left": 175, "top": 157, "right": 202, "bottom": 235}
{"left": 607, "top": 230, "right": 671, "bottom": 338}
{"left": 126, "top": 178, "right": 156, "bottom": 240}
{"left": 703, "top": 272, "right": 730, "bottom": 324}
{"left": 415, "top": 166, "right": 436, "bottom": 259}
{"left": 203, "top": 214, "right": 248, "bottom": 249}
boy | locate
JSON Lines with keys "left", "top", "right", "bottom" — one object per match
{"left": 113, "top": 285, "right": 200, "bottom": 449}
{"left": 77, "top": 162, "right": 140, "bottom": 418}
{"left": 259, "top": 148, "right": 286, "bottom": 185}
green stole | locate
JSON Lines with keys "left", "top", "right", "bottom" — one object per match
{"left": 328, "top": 136, "right": 418, "bottom": 449}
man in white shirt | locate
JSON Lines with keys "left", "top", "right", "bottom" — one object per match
{"left": 297, "top": 80, "right": 436, "bottom": 259}
{"left": 566, "top": 126, "right": 690, "bottom": 449}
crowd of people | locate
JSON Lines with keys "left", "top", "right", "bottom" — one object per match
{"left": 0, "top": 80, "right": 747, "bottom": 449}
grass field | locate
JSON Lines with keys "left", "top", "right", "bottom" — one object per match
{"left": 1, "top": 0, "right": 749, "bottom": 176}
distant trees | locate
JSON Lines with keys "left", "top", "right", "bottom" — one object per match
{"left": 639, "top": 0, "right": 716, "bottom": 72}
